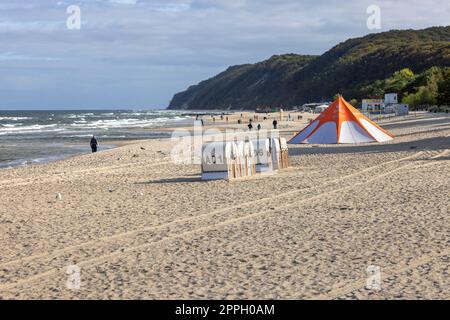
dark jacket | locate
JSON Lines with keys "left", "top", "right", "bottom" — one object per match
{"left": 90, "top": 138, "right": 98, "bottom": 147}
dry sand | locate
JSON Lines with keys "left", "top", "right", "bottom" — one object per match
{"left": 0, "top": 112, "right": 449, "bottom": 299}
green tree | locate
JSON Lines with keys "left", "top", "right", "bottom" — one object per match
{"left": 402, "top": 92, "right": 415, "bottom": 108}
{"left": 410, "top": 66, "right": 444, "bottom": 102}
{"left": 349, "top": 99, "right": 358, "bottom": 107}
{"left": 360, "top": 68, "right": 416, "bottom": 100}
{"left": 333, "top": 93, "right": 342, "bottom": 100}
{"left": 402, "top": 86, "right": 436, "bottom": 109}
{"left": 437, "top": 77, "right": 450, "bottom": 106}
{"left": 385, "top": 68, "right": 416, "bottom": 93}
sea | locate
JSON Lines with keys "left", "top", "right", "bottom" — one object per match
{"left": 0, "top": 109, "right": 213, "bottom": 169}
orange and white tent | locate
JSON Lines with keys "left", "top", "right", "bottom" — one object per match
{"left": 288, "top": 96, "right": 394, "bottom": 144}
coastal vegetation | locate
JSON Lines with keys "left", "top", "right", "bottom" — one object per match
{"left": 168, "top": 26, "right": 450, "bottom": 110}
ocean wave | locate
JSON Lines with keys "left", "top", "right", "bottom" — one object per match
{"left": 67, "top": 113, "right": 96, "bottom": 119}
{"left": 0, "top": 112, "right": 193, "bottom": 139}
{"left": 69, "top": 117, "right": 190, "bottom": 129}
{"left": 1, "top": 123, "right": 22, "bottom": 128}
{"left": 64, "top": 134, "right": 95, "bottom": 138}
{"left": 0, "top": 116, "right": 32, "bottom": 121}
{"left": 0, "top": 124, "right": 63, "bottom": 135}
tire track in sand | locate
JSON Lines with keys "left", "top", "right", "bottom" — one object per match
{"left": 314, "top": 248, "right": 450, "bottom": 300}
{"left": 0, "top": 159, "right": 172, "bottom": 188}
{"left": 0, "top": 150, "right": 442, "bottom": 291}
{"left": 0, "top": 151, "right": 425, "bottom": 268}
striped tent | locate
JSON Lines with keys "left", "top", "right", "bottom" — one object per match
{"left": 288, "top": 96, "right": 394, "bottom": 144}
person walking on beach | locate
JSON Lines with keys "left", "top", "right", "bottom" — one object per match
{"left": 90, "top": 135, "right": 98, "bottom": 153}
{"left": 273, "top": 119, "right": 278, "bottom": 130}
{"left": 257, "top": 124, "right": 261, "bottom": 131}
{"left": 248, "top": 123, "right": 253, "bottom": 131}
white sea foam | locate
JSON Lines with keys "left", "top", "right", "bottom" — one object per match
{"left": 69, "top": 116, "right": 189, "bottom": 129}
{"left": 0, "top": 124, "right": 63, "bottom": 135}
{"left": 0, "top": 116, "right": 32, "bottom": 121}
{"left": 0, "top": 110, "right": 196, "bottom": 170}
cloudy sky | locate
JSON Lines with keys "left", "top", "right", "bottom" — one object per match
{"left": 0, "top": 0, "right": 449, "bottom": 109}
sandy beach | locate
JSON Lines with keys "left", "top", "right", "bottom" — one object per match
{"left": 0, "top": 112, "right": 449, "bottom": 299}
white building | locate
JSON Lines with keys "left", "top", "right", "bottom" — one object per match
{"left": 386, "top": 104, "right": 409, "bottom": 116}
{"left": 314, "top": 104, "right": 329, "bottom": 113}
{"left": 362, "top": 99, "right": 384, "bottom": 112}
{"left": 362, "top": 93, "right": 408, "bottom": 115}
{"left": 298, "top": 102, "right": 330, "bottom": 113}
{"left": 384, "top": 93, "right": 398, "bottom": 105}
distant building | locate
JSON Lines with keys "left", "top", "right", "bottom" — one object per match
{"left": 255, "top": 106, "right": 272, "bottom": 113}
{"left": 386, "top": 104, "right": 409, "bottom": 116}
{"left": 297, "top": 102, "right": 330, "bottom": 113}
{"left": 314, "top": 104, "right": 329, "bottom": 113}
{"left": 362, "top": 99, "right": 385, "bottom": 112}
{"left": 384, "top": 93, "right": 398, "bottom": 105}
{"left": 362, "top": 93, "right": 408, "bottom": 115}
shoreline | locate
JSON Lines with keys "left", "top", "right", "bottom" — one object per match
{"left": 0, "top": 110, "right": 309, "bottom": 171}
{"left": 0, "top": 111, "right": 440, "bottom": 171}
{"left": 0, "top": 109, "right": 205, "bottom": 171}
{"left": 0, "top": 110, "right": 442, "bottom": 172}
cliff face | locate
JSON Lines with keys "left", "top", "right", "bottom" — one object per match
{"left": 168, "top": 54, "right": 316, "bottom": 110}
{"left": 168, "top": 26, "right": 450, "bottom": 110}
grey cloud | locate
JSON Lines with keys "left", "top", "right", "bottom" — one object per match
{"left": 0, "top": 0, "right": 448, "bottom": 109}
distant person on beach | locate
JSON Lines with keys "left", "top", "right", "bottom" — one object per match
{"left": 257, "top": 124, "right": 261, "bottom": 131}
{"left": 248, "top": 123, "right": 253, "bottom": 131}
{"left": 90, "top": 136, "right": 98, "bottom": 153}
{"left": 273, "top": 119, "right": 278, "bottom": 129}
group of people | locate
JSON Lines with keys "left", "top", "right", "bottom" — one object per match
{"left": 89, "top": 114, "right": 281, "bottom": 154}
{"left": 247, "top": 119, "right": 278, "bottom": 131}
{"left": 195, "top": 113, "right": 280, "bottom": 132}
{"left": 87, "top": 111, "right": 282, "bottom": 156}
